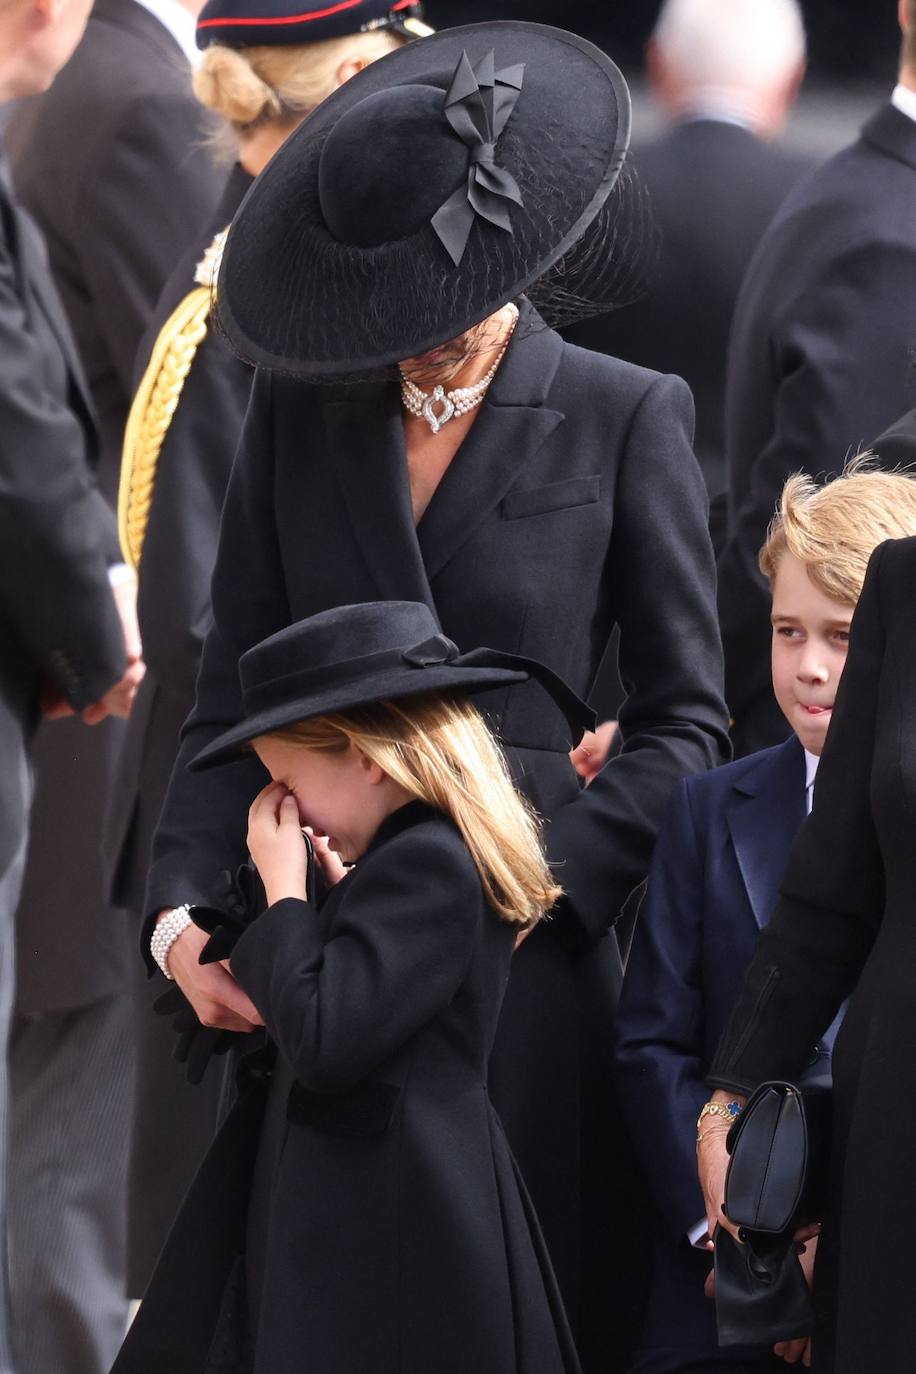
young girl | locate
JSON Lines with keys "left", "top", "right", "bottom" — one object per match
{"left": 114, "top": 600, "right": 592, "bottom": 1374}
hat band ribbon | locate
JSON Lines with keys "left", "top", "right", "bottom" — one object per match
{"left": 241, "top": 635, "right": 462, "bottom": 714}
{"left": 242, "top": 632, "right": 594, "bottom": 741}
{"left": 431, "top": 50, "right": 525, "bottom": 267}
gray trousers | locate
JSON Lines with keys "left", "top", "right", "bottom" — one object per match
{"left": 0, "top": 727, "right": 33, "bottom": 1374}
{"left": 9, "top": 990, "right": 134, "bottom": 1374}
{"left": 0, "top": 835, "right": 27, "bottom": 1374}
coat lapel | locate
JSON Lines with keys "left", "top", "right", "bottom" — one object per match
{"left": 860, "top": 102, "right": 916, "bottom": 174}
{"left": 417, "top": 304, "right": 565, "bottom": 581}
{"left": 726, "top": 737, "right": 807, "bottom": 929}
{"left": 326, "top": 385, "right": 437, "bottom": 614}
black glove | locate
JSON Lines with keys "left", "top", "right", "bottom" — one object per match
{"left": 152, "top": 983, "right": 236, "bottom": 1086}
{"left": 192, "top": 859, "right": 268, "bottom": 966}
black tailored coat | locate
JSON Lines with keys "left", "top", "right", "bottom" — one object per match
{"left": 709, "top": 537, "right": 916, "bottom": 1373}
{"left": 869, "top": 403, "right": 916, "bottom": 467}
{"left": 105, "top": 166, "right": 254, "bottom": 1292}
{"left": 4, "top": 0, "right": 223, "bottom": 1012}
{"left": 0, "top": 164, "right": 123, "bottom": 886}
{"left": 116, "top": 802, "right": 581, "bottom": 1374}
{"left": 567, "top": 119, "right": 809, "bottom": 505}
{"left": 718, "top": 103, "right": 916, "bottom": 757}
{"left": 145, "top": 306, "right": 730, "bottom": 1364}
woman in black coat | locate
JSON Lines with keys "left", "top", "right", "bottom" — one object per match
{"left": 144, "top": 23, "right": 730, "bottom": 1365}
{"left": 114, "top": 600, "right": 589, "bottom": 1374}
{"left": 698, "top": 535, "right": 916, "bottom": 1372}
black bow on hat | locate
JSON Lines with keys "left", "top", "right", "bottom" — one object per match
{"left": 431, "top": 51, "right": 525, "bottom": 266}
{"left": 190, "top": 601, "right": 595, "bottom": 771}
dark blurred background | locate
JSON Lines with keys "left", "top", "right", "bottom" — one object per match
{"left": 431, "top": 2, "right": 898, "bottom": 80}
{"left": 431, "top": 2, "right": 901, "bottom": 154}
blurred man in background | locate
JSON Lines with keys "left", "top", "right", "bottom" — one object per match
{"left": 3, "top": 2, "right": 221, "bottom": 1368}
{"left": 719, "top": 0, "right": 916, "bottom": 756}
{"left": 0, "top": 0, "right": 142, "bottom": 1367}
{"left": 568, "top": 0, "right": 808, "bottom": 513}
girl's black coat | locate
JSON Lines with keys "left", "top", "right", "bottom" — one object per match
{"left": 144, "top": 304, "right": 730, "bottom": 1357}
{"left": 115, "top": 803, "right": 580, "bottom": 1374}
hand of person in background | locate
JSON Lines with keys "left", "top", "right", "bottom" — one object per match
{"left": 41, "top": 571, "right": 146, "bottom": 722}
{"left": 82, "top": 571, "right": 145, "bottom": 722}
{"left": 569, "top": 719, "right": 618, "bottom": 783}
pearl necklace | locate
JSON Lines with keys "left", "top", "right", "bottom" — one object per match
{"left": 399, "top": 303, "right": 519, "bottom": 434}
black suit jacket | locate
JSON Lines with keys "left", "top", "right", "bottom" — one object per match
{"left": 115, "top": 803, "right": 581, "bottom": 1374}
{"left": 106, "top": 166, "right": 254, "bottom": 914}
{"left": 718, "top": 103, "right": 916, "bottom": 755}
{"left": 4, "top": 0, "right": 223, "bottom": 1010}
{"left": 141, "top": 305, "right": 729, "bottom": 1351}
{"left": 567, "top": 119, "right": 809, "bottom": 503}
{"left": 709, "top": 536, "right": 916, "bottom": 1371}
{"left": 869, "top": 403, "right": 916, "bottom": 467}
{"left": 618, "top": 737, "right": 810, "bottom": 1237}
{"left": 0, "top": 165, "right": 123, "bottom": 873}
{"left": 4, "top": 0, "right": 223, "bottom": 482}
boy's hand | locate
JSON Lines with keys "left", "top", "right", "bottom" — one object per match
{"left": 303, "top": 827, "right": 348, "bottom": 887}
{"left": 773, "top": 1233, "right": 818, "bottom": 1365}
{"left": 774, "top": 1336, "right": 812, "bottom": 1366}
{"left": 248, "top": 782, "right": 309, "bottom": 905}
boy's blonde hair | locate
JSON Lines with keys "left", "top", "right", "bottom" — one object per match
{"left": 268, "top": 692, "right": 561, "bottom": 927}
{"left": 759, "top": 457, "right": 916, "bottom": 606}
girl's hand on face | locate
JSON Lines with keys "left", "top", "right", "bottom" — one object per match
{"left": 304, "top": 827, "right": 348, "bottom": 887}
{"left": 248, "top": 782, "right": 309, "bottom": 906}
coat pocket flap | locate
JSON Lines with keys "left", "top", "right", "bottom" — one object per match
{"left": 286, "top": 1079, "right": 400, "bottom": 1137}
{"left": 501, "top": 475, "right": 600, "bottom": 520}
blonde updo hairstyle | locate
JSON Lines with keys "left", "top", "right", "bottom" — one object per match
{"left": 193, "top": 29, "right": 403, "bottom": 138}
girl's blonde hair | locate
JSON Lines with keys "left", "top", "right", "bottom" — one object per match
{"left": 266, "top": 692, "right": 562, "bottom": 927}
{"left": 759, "top": 456, "right": 916, "bottom": 606}
{"left": 193, "top": 30, "right": 401, "bottom": 134}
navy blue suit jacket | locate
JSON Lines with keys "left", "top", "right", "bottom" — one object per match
{"left": 616, "top": 736, "right": 839, "bottom": 1239}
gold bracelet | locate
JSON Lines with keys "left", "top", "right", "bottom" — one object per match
{"left": 696, "top": 1099, "right": 743, "bottom": 1142}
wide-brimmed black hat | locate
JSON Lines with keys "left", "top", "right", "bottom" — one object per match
{"left": 215, "top": 21, "right": 631, "bottom": 375}
{"left": 196, "top": 0, "right": 432, "bottom": 50}
{"left": 190, "top": 601, "right": 595, "bottom": 770}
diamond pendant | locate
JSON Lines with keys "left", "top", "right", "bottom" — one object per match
{"left": 422, "top": 385, "right": 456, "bottom": 434}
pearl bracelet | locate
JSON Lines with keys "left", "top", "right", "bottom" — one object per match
{"left": 150, "top": 904, "right": 193, "bottom": 980}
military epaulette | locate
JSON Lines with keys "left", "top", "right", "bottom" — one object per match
{"left": 117, "top": 228, "right": 228, "bottom": 570}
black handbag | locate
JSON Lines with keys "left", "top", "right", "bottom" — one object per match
{"left": 714, "top": 1080, "right": 831, "bottom": 1347}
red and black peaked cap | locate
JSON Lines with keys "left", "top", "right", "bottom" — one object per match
{"left": 215, "top": 21, "right": 631, "bottom": 376}
{"left": 196, "top": 0, "right": 432, "bottom": 51}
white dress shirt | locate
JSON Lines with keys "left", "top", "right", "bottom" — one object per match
{"left": 891, "top": 83, "right": 916, "bottom": 125}
{"left": 804, "top": 748, "right": 819, "bottom": 814}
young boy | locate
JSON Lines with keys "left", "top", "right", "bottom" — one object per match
{"left": 615, "top": 462, "right": 916, "bottom": 1372}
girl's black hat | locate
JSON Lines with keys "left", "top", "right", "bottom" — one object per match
{"left": 196, "top": 0, "right": 432, "bottom": 51}
{"left": 215, "top": 21, "right": 631, "bottom": 376}
{"left": 190, "top": 601, "right": 595, "bottom": 771}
